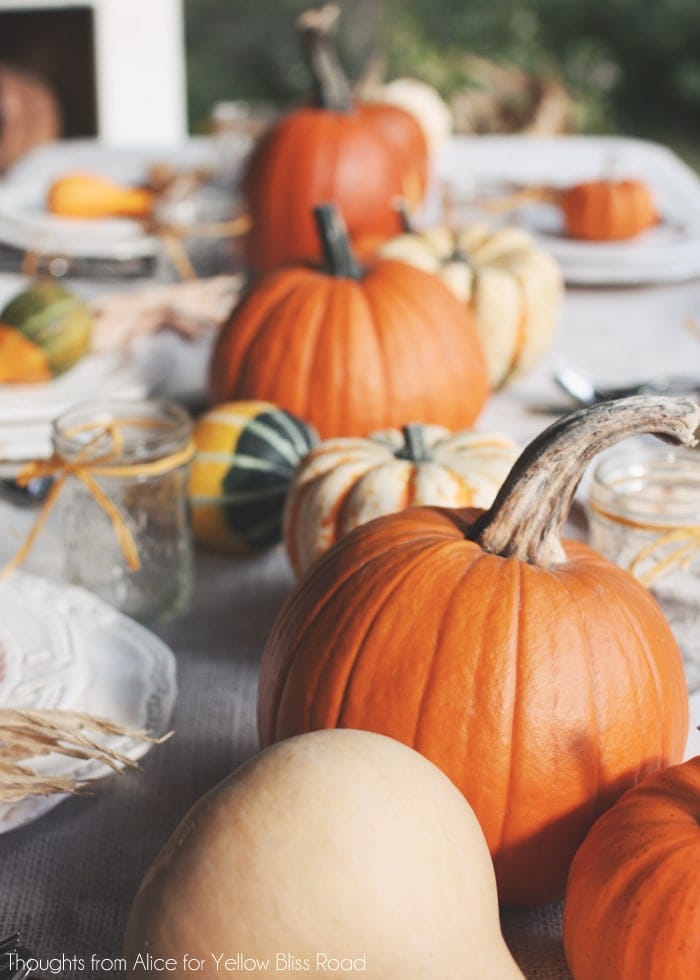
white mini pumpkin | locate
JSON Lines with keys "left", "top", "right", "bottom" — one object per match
{"left": 284, "top": 422, "right": 518, "bottom": 575}
{"left": 375, "top": 77, "right": 453, "bottom": 152}
{"left": 379, "top": 222, "right": 562, "bottom": 388}
{"left": 125, "top": 729, "right": 524, "bottom": 980}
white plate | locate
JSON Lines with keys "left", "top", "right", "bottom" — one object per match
{"left": 0, "top": 138, "right": 223, "bottom": 263}
{"left": 0, "top": 571, "right": 177, "bottom": 833}
{"left": 0, "top": 181, "right": 159, "bottom": 261}
{"left": 0, "top": 274, "right": 164, "bottom": 460}
{"left": 0, "top": 350, "right": 157, "bottom": 461}
{"left": 431, "top": 135, "right": 700, "bottom": 286}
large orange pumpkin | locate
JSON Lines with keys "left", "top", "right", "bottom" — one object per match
{"left": 258, "top": 396, "right": 696, "bottom": 907}
{"left": 564, "top": 755, "right": 700, "bottom": 979}
{"left": 561, "top": 179, "right": 657, "bottom": 241}
{"left": 242, "top": 4, "right": 428, "bottom": 273}
{"left": 210, "top": 205, "right": 489, "bottom": 439}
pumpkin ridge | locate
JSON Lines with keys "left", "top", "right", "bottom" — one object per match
{"left": 554, "top": 565, "right": 606, "bottom": 825}
{"left": 573, "top": 559, "right": 686, "bottom": 767}
{"left": 285, "top": 534, "right": 429, "bottom": 733}
{"left": 279, "top": 277, "right": 338, "bottom": 420}
{"left": 362, "top": 265, "right": 442, "bottom": 423}
{"left": 363, "top": 264, "right": 477, "bottom": 426}
{"left": 449, "top": 551, "right": 520, "bottom": 851}
{"left": 328, "top": 538, "right": 464, "bottom": 732}
{"left": 210, "top": 272, "right": 304, "bottom": 399}
{"left": 301, "top": 276, "right": 350, "bottom": 435}
{"left": 367, "top": 260, "right": 464, "bottom": 425}
{"left": 493, "top": 559, "right": 524, "bottom": 857}
{"left": 254, "top": 115, "right": 323, "bottom": 268}
{"left": 411, "top": 552, "right": 484, "bottom": 748}
{"left": 351, "top": 273, "right": 395, "bottom": 433}
{"left": 610, "top": 835, "right": 698, "bottom": 970}
{"left": 335, "top": 461, "right": 399, "bottom": 541}
{"left": 256, "top": 276, "right": 331, "bottom": 405}
{"left": 262, "top": 526, "right": 453, "bottom": 740}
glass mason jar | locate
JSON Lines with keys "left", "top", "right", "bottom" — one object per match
{"left": 587, "top": 445, "right": 700, "bottom": 694}
{"left": 52, "top": 399, "right": 194, "bottom": 625}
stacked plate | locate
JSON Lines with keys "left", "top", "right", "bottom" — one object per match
{"left": 433, "top": 134, "right": 700, "bottom": 286}
{"left": 0, "top": 571, "right": 177, "bottom": 833}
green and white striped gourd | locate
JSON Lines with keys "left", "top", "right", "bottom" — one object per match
{"left": 189, "top": 401, "right": 318, "bottom": 554}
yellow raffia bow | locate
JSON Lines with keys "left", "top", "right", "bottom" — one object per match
{"left": 2, "top": 419, "right": 195, "bottom": 579}
{"left": 587, "top": 499, "right": 700, "bottom": 587}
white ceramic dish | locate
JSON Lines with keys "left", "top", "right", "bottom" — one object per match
{"left": 0, "top": 275, "right": 164, "bottom": 460}
{"left": 0, "top": 138, "right": 222, "bottom": 263}
{"left": 0, "top": 181, "right": 158, "bottom": 261}
{"left": 432, "top": 135, "right": 700, "bottom": 285}
{"left": 0, "top": 571, "right": 177, "bottom": 833}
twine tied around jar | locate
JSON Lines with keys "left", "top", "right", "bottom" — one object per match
{"left": 587, "top": 498, "right": 700, "bottom": 587}
{"left": 20, "top": 212, "right": 253, "bottom": 283}
{"left": 2, "top": 418, "right": 196, "bottom": 578}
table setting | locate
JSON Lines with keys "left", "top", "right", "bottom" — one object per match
{"left": 1, "top": 5, "right": 700, "bottom": 979}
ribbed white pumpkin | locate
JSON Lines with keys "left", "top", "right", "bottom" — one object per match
{"left": 374, "top": 77, "right": 453, "bottom": 152}
{"left": 284, "top": 423, "right": 518, "bottom": 576}
{"left": 378, "top": 223, "right": 562, "bottom": 388}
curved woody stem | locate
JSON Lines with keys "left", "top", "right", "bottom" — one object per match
{"left": 297, "top": 4, "right": 353, "bottom": 112}
{"left": 469, "top": 396, "right": 700, "bottom": 567}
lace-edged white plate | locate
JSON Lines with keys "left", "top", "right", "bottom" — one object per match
{"left": 0, "top": 571, "right": 177, "bottom": 833}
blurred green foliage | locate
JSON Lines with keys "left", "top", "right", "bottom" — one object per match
{"left": 184, "top": 0, "right": 700, "bottom": 166}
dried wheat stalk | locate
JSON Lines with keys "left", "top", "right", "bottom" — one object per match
{"left": 0, "top": 709, "right": 169, "bottom": 803}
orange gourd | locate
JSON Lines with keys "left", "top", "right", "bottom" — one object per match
{"left": 48, "top": 172, "right": 154, "bottom": 220}
{"left": 564, "top": 756, "right": 700, "bottom": 979}
{"left": 0, "top": 324, "right": 52, "bottom": 382}
{"left": 561, "top": 179, "right": 657, "bottom": 241}
{"left": 210, "top": 205, "right": 489, "bottom": 439}
{"left": 258, "top": 396, "right": 696, "bottom": 907}
{"left": 242, "top": 4, "right": 428, "bottom": 273}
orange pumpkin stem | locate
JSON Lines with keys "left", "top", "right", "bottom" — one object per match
{"left": 297, "top": 4, "right": 352, "bottom": 112}
{"left": 470, "top": 396, "right": 700, "bottom": 567}
{"left": 314, "top": 204, "right": 364, "bottom": 279}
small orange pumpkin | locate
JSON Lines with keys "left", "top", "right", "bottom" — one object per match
{"left": 47, "top": 172, "right": 154, "bottom": 220}
{"left": 561, "top": 179, "right": 657, "bottom": 241}
{"left": 242, "top": 4, "right": 428, "bottom": 273}
{"left": 210, "top": 205, "right": 489, "bottom": 440}
{"left": 258, "top": 396, "right": 696, "bottom": 907}
{"left": 564, "top": 755, "right": 700, "bottom": 979}
{"left": 0, "top": 324, "right": 52, "bottom": 382}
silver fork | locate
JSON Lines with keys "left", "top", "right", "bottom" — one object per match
{"left": 553, "top": 367, "right": 700, "bottom": 407}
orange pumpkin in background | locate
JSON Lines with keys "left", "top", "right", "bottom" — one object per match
{"left": 242, "top": 4, "right": 428, "bottom": 273}
{"left": 561, "top": 179, "right": 657, "bottom": 241}
{"left": 210, "top": 205, "right": 489, "bottom": 439}
{"left": 258, "top": 396, "right": 696, "bottom": 907}
{"left": 564, "top": 756, "right": 700, "bottom": 980}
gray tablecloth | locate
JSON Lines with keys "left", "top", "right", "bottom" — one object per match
{"left": 2, "top": 269, "right": 700, "bottom": 978}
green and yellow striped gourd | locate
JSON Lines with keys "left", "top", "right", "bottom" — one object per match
{"left": 189, "top": 401, "right": 318, "bottom": 554}
{"left": 0, "top": 279, "right": 93, "bottom": 375}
